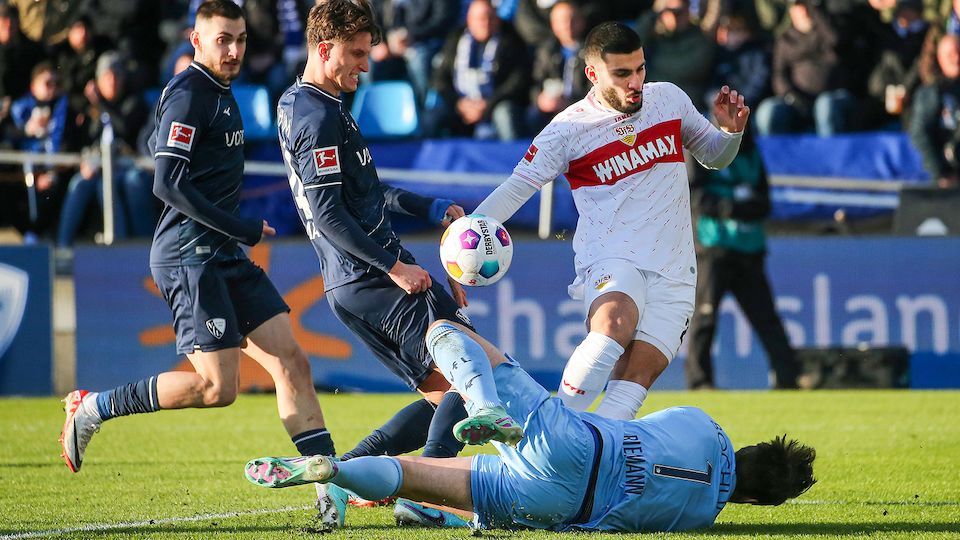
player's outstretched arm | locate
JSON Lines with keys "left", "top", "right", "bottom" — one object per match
{"left": 152, "top": 155, "right": 263, "bottom": 245}
{"left": 379, "top": 185, "right": 463, "bottom": 225}
{"left": 681, "top": 85, "right": 744, "bottom": 170}
{"left": 305, "top": 186, "right": 399, "bottom": 271}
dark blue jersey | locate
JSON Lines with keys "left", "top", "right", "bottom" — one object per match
{"left": 148, "top": 62, "right": 262, "bottom": 267}
{"left": 277, "top": 79, "right": 437, "bottom": 291}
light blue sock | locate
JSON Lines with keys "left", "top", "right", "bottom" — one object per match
{"left": 330, "top": 456, "right": 403, "bottom": 501}
{"left": 426, "top": 323, "right": 501, "bottom": 415}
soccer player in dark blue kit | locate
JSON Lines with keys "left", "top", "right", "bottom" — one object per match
{"left": 275, "top": 0, "right": 523, "bottom": 525}
{"left": 60, "top": 1, "right": 339, "bottom": 509}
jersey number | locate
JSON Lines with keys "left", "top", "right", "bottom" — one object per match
{"left": 653, "top": 461, "right": 713, "bottom": 485}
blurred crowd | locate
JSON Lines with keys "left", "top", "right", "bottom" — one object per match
{"left": 2, "top": 0, "right": 960, "bottom": 245}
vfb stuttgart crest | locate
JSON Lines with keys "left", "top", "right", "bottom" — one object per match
{"left": 0, "top": 263, "right": 28, "bottom": 360}
{"left": 615, "top": 124, "right": 636, "bottom": 146}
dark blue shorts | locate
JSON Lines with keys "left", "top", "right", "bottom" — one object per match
{"left": 151, "top": 258, "right": 290, "bottom": 355}
{"left": 326, "top": 273, "right": 473, "bottom": 390}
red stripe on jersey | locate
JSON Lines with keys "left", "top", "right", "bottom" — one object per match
{"left": 566, "top": 119, "right": 684, "bottom": 190}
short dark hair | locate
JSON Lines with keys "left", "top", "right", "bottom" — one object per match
{"left": 31, "top": 61, "right": 55, "bottom": 82}
{"left": 195, "top": 0, "right": 244, "bottom": 22}
{"left": 306, "top": 0, "right": 382, "bottom": 49}
{"left": 583, "top": 22, "right": 643, "bottom": 63}
{"left": 733, "top": 435, "right": 817, "bottom": 506}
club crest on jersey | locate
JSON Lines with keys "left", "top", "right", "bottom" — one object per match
{"left": 614, "top": 124, "right": 637, "bottom": 146}
{"left": 594, "top": 273, "right": 612, "bottom": 290}
{"left": 313, "top": 146, "right": 341, "bottom": 175}
{"left": 168, "top": 122, "right": 196, "bottom": 151}
{"left": 524, "top": 143, "right": 539, "bottom": 163}
{"left": 205, "top": 318, "right": 226, "bottom": 340}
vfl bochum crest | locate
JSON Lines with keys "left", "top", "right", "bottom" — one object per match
{"left": 205, "top": 318, "right": 226, "bottom": 340}
{"left": 0, "top": 263, "right": 29, "bottom": 360}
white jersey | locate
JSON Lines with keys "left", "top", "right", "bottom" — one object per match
{"left": 477, "top": 81, "right": 742, "bottom": 294}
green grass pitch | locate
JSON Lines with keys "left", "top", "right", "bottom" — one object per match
{"left": 1, "top": 390, "right": 958, "bottom": 539}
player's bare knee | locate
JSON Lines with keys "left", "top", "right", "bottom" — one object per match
{"left": 592, "top": 316, "right": 636, "bottom": 345}
{"left": 590, "top": 293, "right": 639, "bottom": 344}
{"left": 202, "top": 383, "right": 237, "bottom": 407}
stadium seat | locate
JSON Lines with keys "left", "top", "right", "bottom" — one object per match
{"left": 232, "top": 84, "right": 275, "bottom": 141}
{"left": 351, "top": 81, "right": 420, "bottom": 139}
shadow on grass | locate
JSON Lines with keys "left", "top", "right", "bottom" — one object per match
{"left": 706, "top": 522, "right": 960, "bottom": 536}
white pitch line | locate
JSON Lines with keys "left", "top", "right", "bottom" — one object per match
{"left": 790, "top": 499, "right": 960, "bottom": 506}
{"left": 0, "top": 504, "right": 314, "bottom": 539}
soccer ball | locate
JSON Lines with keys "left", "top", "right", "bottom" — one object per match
{"left": 439, "top": 214, "right": 513, "bottom": 286}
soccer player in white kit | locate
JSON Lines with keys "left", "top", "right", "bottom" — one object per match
{"left": 475, "top": 22, "right": 751, "bottom": 419}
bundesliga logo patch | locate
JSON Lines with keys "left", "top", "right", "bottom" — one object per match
{"left": 524, "top": 143, "right": 539, "bottom": 163}
{"left": 313, "top": 146, "right": 341, "bottom": 175}
{"left": 167, "top": 122, "right": 196, "bottom": 151}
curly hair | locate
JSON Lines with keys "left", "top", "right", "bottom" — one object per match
{"left": 733, "top": 434, "right": 817, "bottom": 506}
{"left": 306, "top": 0, "right": 382, "bottom": 49}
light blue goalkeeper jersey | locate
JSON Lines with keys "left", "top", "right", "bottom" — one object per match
{"left": 574, "top": 406, "right": 737, "bottom": 532}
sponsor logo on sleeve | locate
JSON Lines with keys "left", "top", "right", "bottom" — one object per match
{"left": 167, "top": 122, "right": 196, "bottom": 151}
{"left": 313, "top": 146, "right": 341, "bottom": 175}
{"left": 523, "top": 143, "right": 539, "bottom": 163}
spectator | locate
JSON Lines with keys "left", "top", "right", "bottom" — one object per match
{"left": 387, "top": 0, "right": 460, "bottom": 105}
{"left": 11, "top": 63, "right": 69, "bottom": 154}
{"left": 0, "top": 3, "right": 46, "bottom": 108}
{"left": 686, "top": 130, "right": 803, "bottom": 390}
{"left": 83, "top": 0, "right": 164, "bottom": 89}
{"left": 9, "top": 0, "right": 83, "bottom": 46}
{"left": 9, "top": 62, "right": 71, "bottom": 239}
{"left": 910, "top": 32, "right": 960, "bottom": 188}
{"left": 429, "top": 0, "right": 530, "bottom": 140}
{"left": 865, "top": 0, "right": 930, "bottom": 127}
{"left": 361, "top": 0, "right": 410, "bottom": 83}
{"left": 513, "top": 0, "right": 556, "bottom": 46}
{"left": 706, "top": 11, "right": 772, "bottom": 111}
{"left": 526, "top": 0, "right": 590, "bottom": 134}
{"left": 755, "top": 0, "right": 856, "bottom": 136}
{"left": 638, "top": 0, "right": 716, "bottom": 112}
{"left": 56, "top": 52, "right": 154, "bottom": 246}
{"left": 51, "top": 15, "right": 108, "bottom": 116}
{"left": 238, "top": 0, "right": 289, "bottom": 100}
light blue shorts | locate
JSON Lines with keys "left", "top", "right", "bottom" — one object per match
{"left": 470, "top": 358, "right": 598, "bottom": 530}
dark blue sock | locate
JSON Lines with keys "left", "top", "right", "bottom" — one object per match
{"left": 341, "top": 399, "right": 434, "bottom": 460}
{"left": 422, "top": 392, "right": 467, "bottom": 458}
{"left": 96, "top": 376, "right": 160, "bottom": 421}
{"left": 293, "top": 428, "right": 336, "bottom": 456}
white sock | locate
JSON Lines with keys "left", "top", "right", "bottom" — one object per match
{"left": 593, "top": 380, "right": 648, "bottom": 420}
{"left": 558, "top": 332, "right": 625, "bottom": 411}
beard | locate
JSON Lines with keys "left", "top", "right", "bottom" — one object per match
{"left": 600, "top": 85, "right": 642, "bottom": 114}
{"left": 198, "top": 53, "right": 241, "bottom": 83}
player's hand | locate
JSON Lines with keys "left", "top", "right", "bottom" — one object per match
{"left": 713, "top": 85, "right": 750, "bottom": 133}
{"left": 388, "top": 260, "right": 432, "bottom": 294}
{"left": 447, "top": 276, "right": 469, "bottom": 307}
{"left": 441, "top": 204, "right": 465, "bottom": 227}
{"left": 262, "top": 220, "right": 276, "bottom": 237}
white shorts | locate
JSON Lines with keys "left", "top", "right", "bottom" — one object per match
{"left": 575, "top": 259, "right": 694, "bottom": 362}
